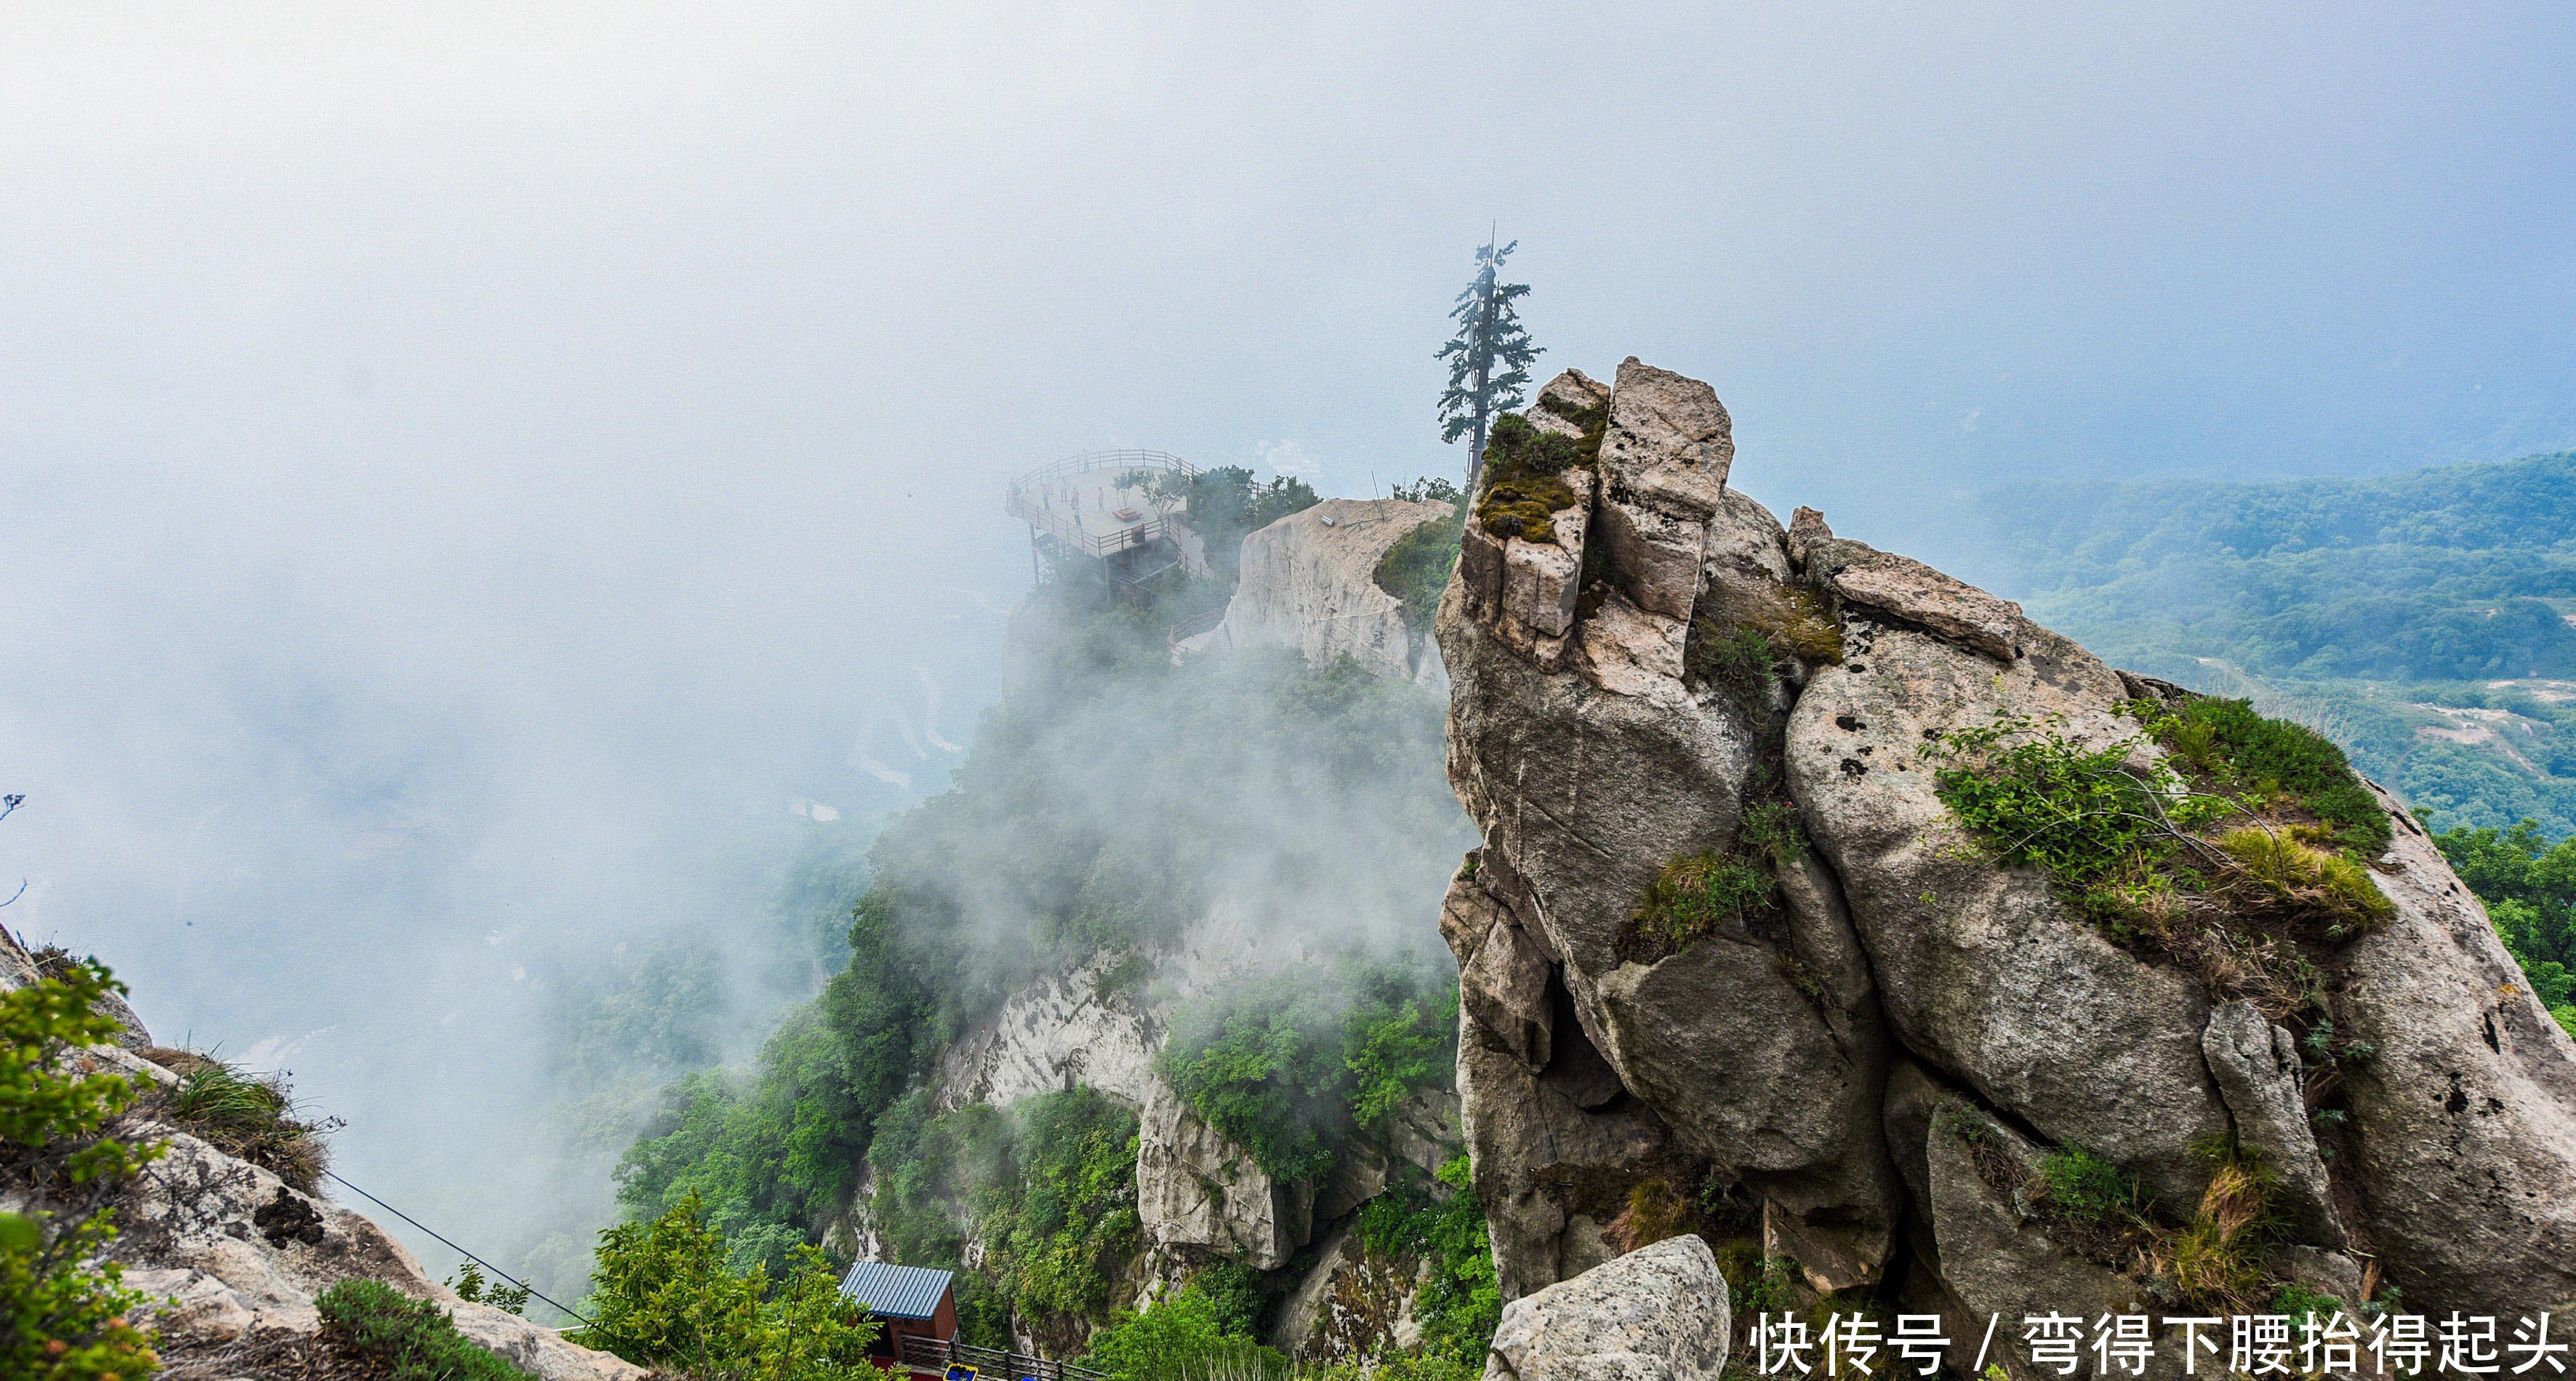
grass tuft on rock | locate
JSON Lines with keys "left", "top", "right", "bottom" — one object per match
{"left": 2213, "top": 827, "right": 2394, "bottom": 936}
{"left": 1635, "top": 854, "right": 1774, "bottom": 949}
{"left": 147, "top": 1049, "right": 337, "bottom": 1193}
{"left": 2146, "top": 1150, "right": 2281, "bottom": 1310}
{"left": 2152, "top": 697, "right": 2390, "bottom": 852}
{"left": 1998, "top": 1130, "right": 2290, "bottom": 1315}
{"left": 1626, "top": 801, "right": 1807, "bottom": 961}
{"left": 2035, "top": 1146, "right": 2144, "bottom": 1225}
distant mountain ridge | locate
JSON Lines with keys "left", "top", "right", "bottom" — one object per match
{"left": 1976, "top": 449, "right": 2576, "bottom": 833}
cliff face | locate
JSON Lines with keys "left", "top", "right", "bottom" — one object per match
{"left": 1438, "top": 359, "right": 2576, "bottom": 1361}
{"left": 1218, "top": 496, "right": 1452, "bottom": 684}
{"left": 835, "top": 903, "right": 1467, "bottom": 1361}
{"left": 0, "top": 930, "right": 641, "bottom": 1381}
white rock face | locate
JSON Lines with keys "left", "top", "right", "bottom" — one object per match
{"left": 0, "top": 926, "right": 152, "bottom": 1049}
{"left": 929, "top": 951, "right": 1161, "bottom": 1112}
{"left": 113, "top": 1130, "right": 644, "bottom": 1381}
{"left": 1134, "top": 1078, "right": 1312, "bottom": 1270}
{"left": 0, "top": 934, "right": 641, "bottom": 1380}
{"left": 1480, "top": 1234, "right": 1730, "bottom": 1381}
{"left": 1219, "top": 497, "right": 1453, "bottom": 682}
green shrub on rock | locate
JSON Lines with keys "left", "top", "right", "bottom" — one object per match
{"left": 1373, "top": 498, "right": 1467, "bottom": 636}
{"left": 2156, "top": 697, "right": 2391, "bottom": 852}
{"left": 0, "top": 958, "right": 164, "bottom": 1381}
{"left": 316, "top": 1279, "right": 534, "bottom": 1381}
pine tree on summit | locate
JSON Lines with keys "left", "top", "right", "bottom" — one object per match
{"left": 1437, "top": 236, "right": 1539, "bottom": 489}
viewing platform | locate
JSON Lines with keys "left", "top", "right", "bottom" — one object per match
{"left": 1006, "top": 450, "right": 1208, "bottom": 587}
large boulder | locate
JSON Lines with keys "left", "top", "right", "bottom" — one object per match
{"left": 1781, "top": 611, "right": 2234, "bottom": 1209}
{"left": 2335, "top": 780, "right": 2576, "bottom": 1313}
{"left": 1480, "top": 1233, "right": 1730, "bottom": 1381}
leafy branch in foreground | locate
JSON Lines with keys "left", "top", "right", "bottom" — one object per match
{"left": 575, "top": 1190, "right": 880, "bottom": 1381}
{"left": 0, "top": 956, "right": 165, "bottom": 1381}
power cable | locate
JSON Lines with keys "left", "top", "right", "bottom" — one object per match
{"left": 321, "top": 1169, "right": 592, "bottom": 1326}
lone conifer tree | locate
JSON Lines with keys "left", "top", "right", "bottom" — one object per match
{"left": 1437, "top": 236, "right": 1539, "bottom": 488}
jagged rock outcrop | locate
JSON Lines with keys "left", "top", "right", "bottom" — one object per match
{"left": 1219, "top": 496, "right": 1453, "bottom": 683}
{"left": 1269, "top": 1228, "right": 1423, "bottom": 1364}
{"left": 1, "top": 931, "right": 153, "bottom": 1049}
{"left": 124, "top": 1128, "right": 643, "bottom": 1381}
{"left": 1443, "top": 359, "right": 1902, "bottom": 1294}
{"left": 1480, "top": 1233, "right": 1730, "bottom": 1381}
{"left": 1136, "top": 1078, "right": 1314, "bottom": 1270}
{"left": 1440, "top": 357, "right": 2576, "bottom": 1345}
{"left": 0, "top": 932, "right": 641, "bottom": 1380}
{"left": 928, "top": 950, "right": 1161, "bottom": 1112}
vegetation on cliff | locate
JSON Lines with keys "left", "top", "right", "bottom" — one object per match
{"left": 145, "top": 1048, "right": 337, "bottom": 1193}
{"left": 1349, "top": 1156, "right": 1499, "bottom": 1374}
{"left": 1927, "top": 699, "right": 2394, "bottom": 1012}
{"left": 316, "top": 1279, "right": 538, "bottom": 1381}
{"left": 1469, "top": 414, "right": 1593, "bottom": 543}
{"left": 0, "top": 958, "right": 164, "bottom": 1381}
{"left": 612, "top": 577, "right": 1471, "bottom": 1352}
{"left": 1974, "top": 448, "right": 2576, "bottom": 1034}
{"left": 1373, "top": 477, "right": 1465, "bottom": 636}
{"left": 611, "top": 896, "right": 941, "bottom": 1277}
{"left": 865, "top": 1088, "right": 1141, "bottom": 1348}
{"left": 1158, "top": 964, "right": 1455, "bottom": 1183}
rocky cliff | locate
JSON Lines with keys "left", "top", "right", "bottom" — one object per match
{"left": 833, "top": 901, "right": 1469, "bottom": 1364}
{"left": 1440, "top": 357, "right": 2576, "bottom": 1370}
{"left": 0, "top": 929, "right": 641, "bottom": 1381}
{"left": 1218, "top": 495, "right": 1453, "bottom": 684}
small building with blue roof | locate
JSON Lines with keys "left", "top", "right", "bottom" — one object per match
{"left": 839, "top": 1260, "right": 959, "bottom": 1373}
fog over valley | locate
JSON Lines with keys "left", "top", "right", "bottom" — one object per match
{"left": 3, "top": 2, "right": 2574, "bottom": 1355}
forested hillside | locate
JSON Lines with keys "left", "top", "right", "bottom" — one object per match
{"left": 608, "top": 544, "right": 1490, "bottom": 1376}
{"left": 1975, "top": 451, "right": 2576, "bottom": 833}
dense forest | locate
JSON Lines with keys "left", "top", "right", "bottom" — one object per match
{"left": 603, "top": 518, "right": 1489, "bottom": 1375}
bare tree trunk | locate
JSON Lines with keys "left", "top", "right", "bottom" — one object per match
{"left": 1466, "top": 273, "right": 1498, "bottom": 492}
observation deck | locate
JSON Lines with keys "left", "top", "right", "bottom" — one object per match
{"left": 1006, "top": 449, "right": 1205, "bottom": 586}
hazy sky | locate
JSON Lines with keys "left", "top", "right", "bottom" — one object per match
{"left": 3, "top": 1, "right": 2570, "bottom": 1268}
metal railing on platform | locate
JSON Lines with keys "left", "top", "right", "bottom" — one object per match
{"left": 897, "top": 1334, "right": 1110, "bottom": 1381}
{"left": 1165, "top": 602, "right": 1227, "bottom": 644}
{"left": 1004, "top": 450, "right": 1199, "bottom": 561}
